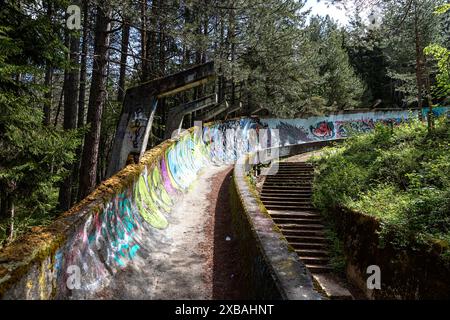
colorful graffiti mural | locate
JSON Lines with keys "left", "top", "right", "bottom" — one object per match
{"left": 421, "top": 106, "right": 450, "bottom": 118}
{"left": 2, "top": 106, "right": 450, "bottom": 299}
{"left": 128, "top": 108, "right": 148, "bottom": 149}
{"left": 310, "top": 121, "right": 335, "bottom": 139}
{"left": 260, "top": 108, "right": 450, "bottom": 144}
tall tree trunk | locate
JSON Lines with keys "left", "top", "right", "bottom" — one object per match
{"left": 78, "top": 3, "right": 111, "bottom": 200}
{"left": 218, "top": 13, "right": 225, "bottom": 103}
{"left": 78, "top": 0, "right": 89, "bottom": 130}
{"left": 8, "top": 202, "right": 14, "bottom": 242}
{"left": 414, "top": 4, "right": 424, "bottom": 109}
{"left": 58, "top": 30, "right": 80, "bottom": 211}
{"left": 146, "top": 0, "right": 158, "bottom": 79}
{"left": 228, "top": 4, "right": 236, "bottom": 108}
{"left": 54, "top": 85, "right": 64, "bottom": 126}
{"left": 118, "top": 15, "right": 130, "bottom": 102}
{"left": 43, "top": 0, "right": 53, "bottom": 126}
{"left": 43, "top": 66, "right": 53, "bottom": 126}
{"left": 72, "top": 0, "right": 90, "bottom": 204}
{"left": 141, "top": 0, "right": 148, "bottom": 81}
{"left": 97, "top": 59, "right": 111, "bottom": 184}
{"left": 193, "top": 3, "right": 204, "bottom": 100}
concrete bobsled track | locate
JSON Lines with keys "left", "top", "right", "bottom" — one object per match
{"left": 0, "top": 107, "right": 449, "bottom": 299}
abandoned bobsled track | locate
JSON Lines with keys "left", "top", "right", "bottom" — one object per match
{"left": 0, "top": 99, "right": 449, "bottom": 299}
{"left": 93, "top": 165, "right": 243, "bottom": 300}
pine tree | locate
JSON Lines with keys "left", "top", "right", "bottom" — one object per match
{"left": 78, "top": 1, "right": 113, "bottom": 200}
{"left": 382, "top": 0, "right": 443, "bottom": 107}
{"left": 0, "top": 2, "right": 81, "bottom": 243}
{"left": 306, "top": 16, "right": 365, "bottom": 111}
{"left": 345, "top": 9, "right": 392, "bottom": 107}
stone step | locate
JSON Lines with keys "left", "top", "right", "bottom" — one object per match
{"left": 269, "top": 210, "right": 320, "bottom": 217}
{"left": 262, "top": 190, "right": 313, "bottom": 195}
{"left": 265, "top": 204, "right": 315, "bottom": 211}
{"left": 264, "top": 182, "right": 312, "bottom": 186}
{"left": 305, "top": 264, "right": 333, "bottom": 274}
{"left": 267, "top": 168, "right": 314, "bottom": 177}
{"left": 264, "top": 180, "right": 311, "bottom": 185}
{"left": 261, "top": 195, "right": 312, "bottom": 201}
{"left": 263, "top": 200, "right": 313, "bottom": 206}
{"left": 277, "top": 169, "right": 313, "bottom": 171}
{"left": 263, "top": 182, "right": 312, "bottom": 186}
{"left": 289, "top": 242, "right": 329, "bottom": 250}
{"left": 275, "top": 167, "right": 313, "bottom": 171}
{"left": 274, "top": 168, "right": 314, "bottom": 171}
{"left": 284, "top": 235, "right": 328, "bottom": 244}
{"left": 267, "top": 173, "right": 314, "bottom": 176}
{"left": 277, "top": 164, "right": 313, "bottom": 167}
{"left": 267, "top": 178, "right": 312, "bottom": 180}
{"left": 281, "top": 229, "right": 325, "bottom": 237}
{"left": 263, "top": 194, "right": 313, "bottom": 199}
{"left": 312, "top": 274, "right": 354, "bottom": 300}
{"left": 262, "top": 186, "right": 312, "bottom": 191}
{"left": 272, "top": 217, "right": 323, "bottom": 225}
{"left": 263, "top": 184, "right": 312, "bottom": 188}
{"left": 273, "top": 171, "right": 313, "bottom": 175}
{"left": 299, "top": 256, "right": 330, "bottom": 265}
{"left": 278, "top": 163, "right": 313, "bottom": 167}
{"left": 272, "top": 216, "right": 322, "bottom": 223}
{"left": 295, "top": 248, "right": 329, "bottom": 257}
{"left": 261, "top": 190, "right": 312, "bottom": 195}
{"left": 263, "top": 193, "right": 313, "bottom": 198}
{"left": 263, "top": 185, "right": 312, "bottom": 189}
{"left": 280, "top": 224, "right": 325, "bottom": 231}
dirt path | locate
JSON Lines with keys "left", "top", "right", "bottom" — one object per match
{"left": 93, "top": 165, "right": 243, "bottom": 299}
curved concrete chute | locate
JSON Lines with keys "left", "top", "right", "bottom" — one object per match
{"left": 0, "top": 107, "right": 448, "bottom": 299}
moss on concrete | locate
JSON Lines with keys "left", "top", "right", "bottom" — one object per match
{"left": 0, "top": 131, "right": 188, "bottom": 298}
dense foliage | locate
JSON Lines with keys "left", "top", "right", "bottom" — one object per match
{"left": 0, "top": 8, "right": 81, "bottom": 246}
{"left": 312, "top": 117, "right": 450, "bottom": 253}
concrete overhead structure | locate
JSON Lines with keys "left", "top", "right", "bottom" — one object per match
{"left": 107, "top": 61, "right": 216, "bottom": 178}
{"left": 164, "top": 93, "right": 218, "bottom": 139}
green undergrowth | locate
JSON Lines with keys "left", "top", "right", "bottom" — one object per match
{"left": 312, "top": 116, "right": 450, "bottom": 260}
{"left": 0, "top": 189, "right": 59, "bottom": 249}
{"left": 323, "top": 225, "right": 346, "bottom": 274}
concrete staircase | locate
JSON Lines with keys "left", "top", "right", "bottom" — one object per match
{"left": 260, "top": 162, "right": 353, "bottom": 299}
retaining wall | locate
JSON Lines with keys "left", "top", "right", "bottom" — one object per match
{"left": 332, "top": 206, "right": 450, "bottom": 299}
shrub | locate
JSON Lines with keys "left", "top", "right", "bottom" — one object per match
{"left": 312, "top": 117, "right": 450, "bottom": 257}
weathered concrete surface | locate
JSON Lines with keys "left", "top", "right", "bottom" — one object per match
{"left": 333, "top": 206, "right": 450, "bottom": 299}
{"left": 92, "top": 166, "right": 231, "bottom": 299}
{"left": 107, "top": 62, "right": 215, "bottom": 177}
